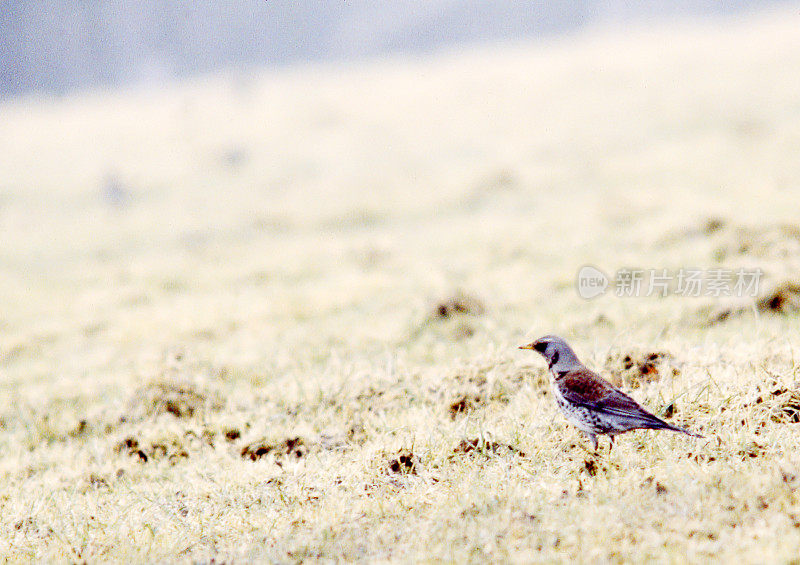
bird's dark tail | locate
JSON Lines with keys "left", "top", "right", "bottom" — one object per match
{"left": 644, "top": 417, "right": 703, "bottom": 438}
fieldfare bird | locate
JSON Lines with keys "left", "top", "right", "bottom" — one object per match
{"left": 519, "top": 335, "right": 702, "bottom": 450}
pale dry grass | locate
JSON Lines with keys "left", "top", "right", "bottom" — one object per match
{"left": 2, "top": 8, "right": 800, "bottom": 563}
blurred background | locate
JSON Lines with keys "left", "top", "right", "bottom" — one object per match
{"left": 3, "top": 0, "right": 800, "bottom": 383}
{"left": 0, "top": 1, "right": 787, "bottom": 98}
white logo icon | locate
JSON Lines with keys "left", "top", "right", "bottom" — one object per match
{"left": 577, "top": 265, "right": 609, "bottom": 299}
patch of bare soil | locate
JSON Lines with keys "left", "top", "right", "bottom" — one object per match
{"left": 386, "top": 450, "right": 419, "bottom": 475}
{"left": 702, "top": 280, "right": 800, "bottom": 325}
{"left": 432, "top": 293, "right": 485, "bottom": 319}
{"left": 452, "top": 437, "right": 525, "bottom": 458}
{"left": 604, "top": 349, "right": 679, "bottom": 388}
{"left": 241, "top": 436, "right": 308, "bottom": 462}
{"left": 128, "top": 380, "right": 224, "bottom": 420}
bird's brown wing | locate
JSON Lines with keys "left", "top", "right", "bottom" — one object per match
{"left": 555, "top": 367, "right": 702, "bottom": 437}
{"left": 557, "top": 367, "right": 632, "bottom": 407}
{"left": 557, "top": 367, "right": 665, "bottom": 424}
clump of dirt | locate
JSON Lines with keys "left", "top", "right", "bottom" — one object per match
{"left": 604, "top": 349, "right": 679, "bottom": 388}
{"left": 750, "top": 385, "right": 800, "bottom": 424}
{"left": 702, "top": 217, "right": 727, "bottom": 235}
{"left": 453, "top": 438, "right": 525, "bottom": 458}
{"left": 448, "top": 394, "right": 482, "bottom": 419}
{"left": 14, "top": 517, "right": 52, "bottom": 538}
{"left": 702, "top": 280, "right": 800, "bottom": 325}
{"left": 702, "top": 306, "right": 735, "bottom": 325}
{"left": 68, "top": 419, "right": 89, "bottom": 438}
{"left": 580, "top": 456, "right": 621, "bottom": 478}
{"left": 413, "top": 292, "right": 487, "bottom": 341}
{"left": 86, "top": 474, "right": 109, "bottom": 489}
{"left": 756, "top": 282, "right": 800, "bottom": 314}
{"left": 433, "top": 293, "right": 485, "bottom": 319}
{"left": 772, "top": 390, "right": 800, "bottom": 424}
{"left": 114, "top": 435, "right": 191, "bottom": 464}
{"left": 115, "top": 436, "right": 149, "bottom": 462}
{"left": 640, "top": 476, "right": 668, "bottom": 494}
{"left": 224, "top": 428, "right": 241, "bottom": 442}
{"left": 686, "top": 451, "right": 716, "bottom": 464}
{"left": 128, "top": 380, "right": 223, "bottom": 420}
{"left": 714, "top": 223, "right": 800, "bottom": 262}
{"left": 148, "top": 438, "right": 190, "bottom": 463}
{"left": 387, "top": 450, "right": 419, "bottom": 475}
{"left": 738, "top": 440, "right": 766, "bottom": 459}
{"left": 241, "top": 437, "right": 307, "bottom": 462}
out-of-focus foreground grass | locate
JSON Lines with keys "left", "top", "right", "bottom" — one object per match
{"left": 2, "top": 9, "right": 800, "bottom": 563}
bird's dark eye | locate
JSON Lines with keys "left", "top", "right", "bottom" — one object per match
{"left": 551, "top": 350, "right": 560, "bottom": 365}
{"left": 534, "top": 342, "right": 548, "bottom": 353}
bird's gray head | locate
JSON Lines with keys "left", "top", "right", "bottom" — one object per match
{"left": 518, "top": 335, "right": 582, "bottom": 373}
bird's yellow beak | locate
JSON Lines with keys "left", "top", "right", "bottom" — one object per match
{"left": 518, "top": 343, "right": 535, "bottom": 350}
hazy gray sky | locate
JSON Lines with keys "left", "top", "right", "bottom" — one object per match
{"left": 0, "top": 0, "right": 788, "bottom": 98}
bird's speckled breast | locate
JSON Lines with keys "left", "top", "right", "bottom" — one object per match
{"left": 550, "top": 372, "right": 612, "bottom": 434}
{"left": 550, "top": 375, "right": 595, "bottom": 433}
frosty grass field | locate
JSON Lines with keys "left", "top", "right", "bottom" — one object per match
{"left": 2, "top": 9, "right": 800, "bottom": 563}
